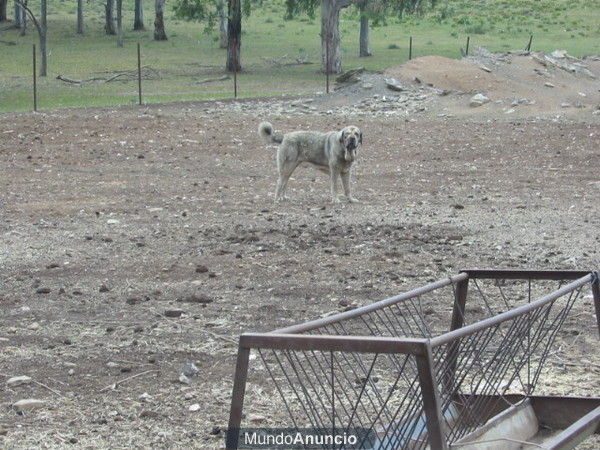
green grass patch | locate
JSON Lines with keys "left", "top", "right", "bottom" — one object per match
{"left": 0, "top": 0, "right": 599, "bottom": 112}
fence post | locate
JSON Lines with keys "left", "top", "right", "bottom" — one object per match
{"left": 137, "top": 43, "right": 142, "bottom": 105}
{"left": 32, "top": 44, "right": 37, "bottom": 112}
{"left": 325, "top": 35, "right": 330, "bottom": 94}
{"left": 233, "top": 39, "right": 238, "bottom": 99}
{"left": 465, "top": 36, "right": 470, "bottom": 56}
{"left": 409, "top": 36, "right": 413, "bottom": 60}
{"left": 526, "top": 34, "right": 533, "bottom": 52}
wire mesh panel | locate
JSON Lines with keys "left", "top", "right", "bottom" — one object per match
{"left": 227, "top": 270, "right": 599, "bottom": 449}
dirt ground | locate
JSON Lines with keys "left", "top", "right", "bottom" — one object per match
{"left": 1, "top": 98, "right": 599, "bottom": 449}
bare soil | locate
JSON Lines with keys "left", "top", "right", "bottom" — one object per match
{"left": 1, "top": 99, "right": 599, "bottom": 449}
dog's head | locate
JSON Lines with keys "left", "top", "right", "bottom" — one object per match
{"left": 339, "top": 126, "right": 362, "bottom": 162}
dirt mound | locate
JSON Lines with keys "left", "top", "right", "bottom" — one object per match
{"left": 384, "top": 55, "right": 502, "bottom": 93}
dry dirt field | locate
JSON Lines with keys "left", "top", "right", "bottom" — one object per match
{"left": 1, "top": 96, "right": 599, "bottom": 449}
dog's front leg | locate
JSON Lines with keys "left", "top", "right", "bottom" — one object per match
{"left": 330, "top": 169, "right": 341, "bottom": 203}
{"left": 341, "top": 171, "right": 359, "bottom": 203}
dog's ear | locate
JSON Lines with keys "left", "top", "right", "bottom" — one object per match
{"left": 359, "top": 132, "right": 363, "bottom": 145}
{"left": 339, "top": 130, "right": 345, "bottom": 144}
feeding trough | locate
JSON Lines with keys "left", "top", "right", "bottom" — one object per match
{"left": 227, "top": 270, "right": 600, "bottom": 449}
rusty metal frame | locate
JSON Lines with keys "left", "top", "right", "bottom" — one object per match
{"left": 226, "top": 269, "right": 600, "bottom": 449}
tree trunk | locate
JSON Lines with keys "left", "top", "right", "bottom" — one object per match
{"left": 218, "top": 0, "right": 227, "bottom": 49}
{"left": 226, "top": 0, "right": 241, "bottom": 71}
{"left": 105, "top": 0, "right": 116, "bottom": 35}
{"left": 321, "top": 0, "right": 343, "bottom": 74}
{"left": 359, "top": 14, "right": 371, "bottom": 57}
{"left": 0, "top": 0, "right": 8, "bottom": 22}
{"left": 77, "top": 0, "right": 84, "bottom": 34}
{"left": 134, "top": 0, "right": 144, "bottom": 30}
{"left": 40, "top": 0, "right": 47, "bottom": 76}
{"left": 153, "top": 0, "right": 167, "bottom": 41}
{"left": 15, "top": 1, "right": 22, "bottom": 27}
{"left": 19, "top": 1, "right": 26, "bottom": 36}
{"left": 116, "top": 0, "right": 123, "bottom": 47}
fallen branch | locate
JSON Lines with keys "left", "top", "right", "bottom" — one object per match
{"left": 196, "top": 75, "right": 230, "bottom": 84}
{"left": 201, "top": 329, "right": 237, "bottom": 344}
{"left": 0, "top": 39, "right": 17, "bottom": 46}
{"left": 33, "top": 380, "right": 64, "bottom": 398}
{"left": 56, "top": 74, "right": 105, "bottom": 84}
{"left": 100, "top": 369, "right": 159, "bottom": 392}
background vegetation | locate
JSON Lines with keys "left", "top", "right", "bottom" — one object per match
{"left": 1, "top": 0, "right": 599, "bottom": 112}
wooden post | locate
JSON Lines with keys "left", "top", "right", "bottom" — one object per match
{"left": 226, "top": 344, "right": 251, "bottom": 449}
{"left": 137, "top": 43, "right": 142, "bottom": 105}
{"left": 409, "top": 36, "right": 413, "bottom": 60}
{"left": 32, "top": 44, "right": 37, "bottom": 111}
{"left": 465, "top": 36, "right": 470, "bottom": 56}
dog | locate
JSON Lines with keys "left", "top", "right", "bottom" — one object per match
{"left": 258, "top": 121, "right": 362, "bottom": 204}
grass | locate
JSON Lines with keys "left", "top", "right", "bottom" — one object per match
{"left": 0, "top": 0, "right": 599, "bottom": 112}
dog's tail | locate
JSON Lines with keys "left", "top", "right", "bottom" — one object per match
{"left": 258, "top": 121, "right": 283, "bottom": 144}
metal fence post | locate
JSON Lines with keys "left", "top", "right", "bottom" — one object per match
{"left": 443, "top": 276, "right": 469, "bottom": 394}
{"left": 409, "top": 36, "right": 413, "bottom": 60}
{"left": 32, "top": 44, "right": 37, "bottom": 112}
{"left": 465, "top": 36, "right": 470, "bottom": 56}
{"left": 592, "top": 271, "right": 600, "bottom": 338}
{"left": 325, "top": 34, "right": 330, "bottom": 94}
{"left": 137, "top": 43, "right": 142, "bottom": 105}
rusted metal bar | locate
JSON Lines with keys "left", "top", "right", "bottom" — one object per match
{"left": 543, "top": 406, "right": 600, "bottom": 449}
{"left": 460, "top": 269, "right": 590, "bottom": 280}
{"left": 32, "top": 44, "right": 37, "bottom": 111}
{"left": 272, "top": 272, "right": 468, "bottom": 335}
{"left": 430, "top": 274, "right": 592, "bottom": 347}
{"left": 240, "top": 333, "right": 428, "bottom": 355}
{"left": 443, "top": 277, "right": 469, "bottom": 394}
{"left": 592, "top": 271, "right": 600, "bottom": 338}
{"left": 416, "top": 343, "right": 448, "bottom": 449}
{"left": 226, "top": 344, "right": 251, "bottom": 450}
{"left": 137, "top": 43, "right": 142, "bottom": 105}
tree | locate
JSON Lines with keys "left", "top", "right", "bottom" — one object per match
{"left": 15, "top": 0, "right": 47, "bottom": 76}
{"left": 134, "top": 0, "right": 145, "bottom": 30}
{"left": 226, "top": 0, "right": 240, "bottom": 71}
{"left": 217, "top": 0, "right": 227, "bottom": 48}
{"left": 105, "top": 0, "right": 116, "bottom": 35}
{"left": 77, "top": 0, "right": 84, "bottom": 34}
{"left": 116, "top": 0, "right": 123, "bottom": 46}
{"left": 0, "top": 0, "right": 8, "bottom": 22}
{"left": 154, "top": 0, "right": 167, "bottom": 40}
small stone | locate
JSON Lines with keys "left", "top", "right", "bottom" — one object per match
{"left": 385, "top": 78, "right": 405, "bottom": 91}
{"left": 106, "top": 361, "right": 119, "bottom": 368}
{"left": 177, "top": 294, "right": 214, "bottom": 304}
{"left": 178, "top": 373, "right": 191, "bottom": 385}
{"left": 140, "top": 410, "right": 160, "bottom": 419}
{"left": 188, "top": 403, "right": 201, "bottom": 412}
{"left": 195, "top": 265, "right": 209, "bottom": 273}
{"left": 46, "top": 263, "right": 60, "bottom": 269}
{"left": 63, "top": 338, "right": 73, "bottom": 345}
{"left": 544, "top": 82, "right": 555, "bottom": 88}
{"left": 99, "top": 284, "right": 110, "bottom": 293}
{"left": 469, "top": 93, "right": 490, "bottom": 107}
{"left": 248, "top": 414, "right": 266, "bottom": 423}
{"left": 479, "top": 65, "right": 492, "bottom": 73}
{"left": 106, "top": 219, "right": 120, "bottom": 225}
{"left": 36, "top": 288, "right": 51, "bottom": 294}
{"left": 126, "top": 297, "right": 141, "bottom": 305}
{"left": 451, "top": 204, "right": 465, "bottom": 210}
{"left": 28, "top": 322, "right": 40, "bottom": 331}
{"left": 68, "top": 369, "right": 75, "bottom": 376}
{"left": 6, "top": 376, "right": 32, "bottom": 387}
{"left": 134, "top": 325, "right": 144, "bottom": 333}
{"left": 13, "top": 399, "right": 45, "bottom": 412}
{"left": 210, "top": 426, "right": 222, "bottom": 435}
{"left": 164, "top": 309, "right": 184, "bottom": 318}
{"left": 181, "top": 360, "right": 200, "bottom": 378}
{"left": 139, "top": 392, "right": 153, "bottom": 403}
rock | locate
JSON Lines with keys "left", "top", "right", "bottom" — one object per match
{"left": 99, "top": 284, "right": 110, "bottom": 293}
{"left": 106, "top": 219, "right": 120, "bottom": 225}
{"left": 469, "top": 94, "right": 490, "bottom": 107}
{"left": 178, "top": 373, "right": 191, "bottom": 385}
{"left": 451, "top": 204, "right": 465, "bottom": 210}
{"left": 248, "top": 414, "right": 267, "bottom": 423}
{"left": 479, "top": 65, "right": 492, "bottom": 73}
{"left": 195, "top": 265, "right": 209, "bottom": 273}
{"left": 36, "top": 287, "right": 51, "bottom": 294}
{"left": 28, "top": 322, "right": 40, "bottom": 331}
{"left": 361, "top": 83, "right": 374, "bottom": 89}
{"left": 177, "top": 294, "right": 214, "bottom": 304}
{"left": 126, "top": 297, "right": 142, "bottom": 305}
{"left": 13, "top": 399, "right": 45, "bottom": 412}
{"left": 139, "top": 392, "right": 153, "bottom": 403}
{"left": 335, "top": 68, "right": 365, "bottom": 84}
{"left": 140, "top": 410, "right": 160, "bottom": 419}
{"left": 106, "top": 361, "right": 119, "bottom": 368}
{"left": 46, "top": 263, "right": 60, "bottom": 269}
{"left": 6, "top": 376, "right": 32, "bottom": 387}
{"left": 164, "top": 309, "right": 184, "bottom": 318}
{"left": 188, "top": 403, "right": 201, "bottom": 412}
{"left": 385, "top": 78, "right": 405, "bottom": 91}
{"left": 544, "top": 82, "right": 555, "bottom": 88}
{"left": 180, "top": 360, "right": 200, "bottom": 378}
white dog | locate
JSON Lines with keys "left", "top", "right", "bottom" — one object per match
{"left": 258, "top": 121, "right": 362, "bottom": 203}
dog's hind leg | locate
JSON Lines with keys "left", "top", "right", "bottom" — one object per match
{"left": 341, "top": 171, "right": 359, "bottom": 203}
{"left": 275, "top": 162, "right": 298, "bottom": 202}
